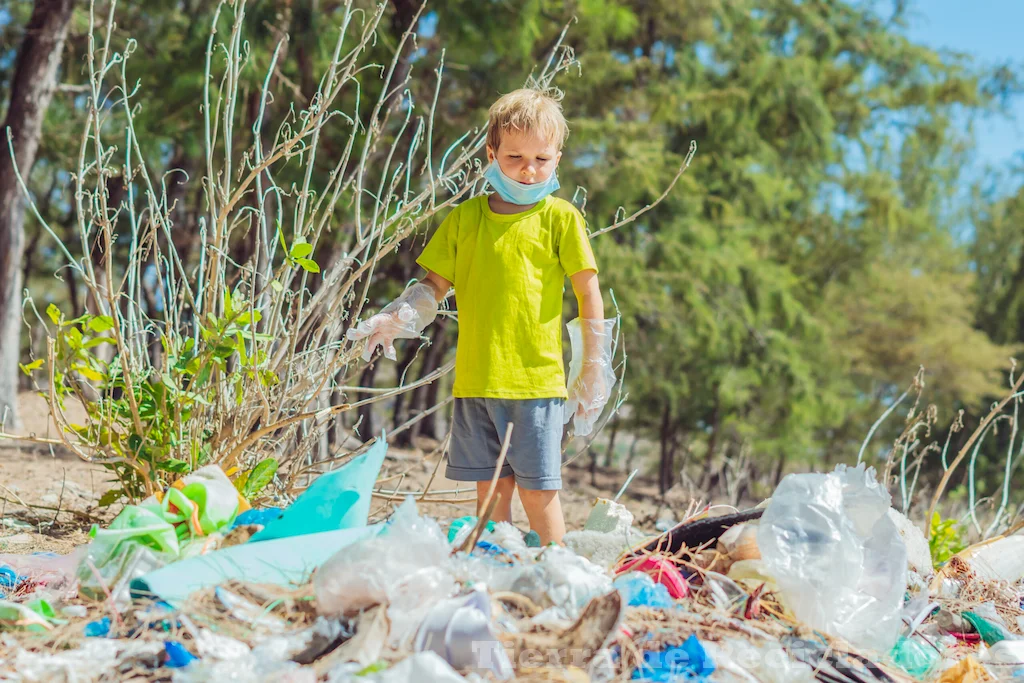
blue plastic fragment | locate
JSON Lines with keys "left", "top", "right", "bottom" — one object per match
{"left": 614, "top": 572, "right": 676, "bottom": 610}
{"left": 84, "top": 616, "right": 111, "bottom": 637}
{"left": 164, "top": 641, "right": 197, "bottom": 668}
{"left": 250, "top": 435, "right": 388, "bottom": 542}
{"left": 523, "top": 530, "right": 541, "bottom": 548}
{"left": 231, "top": 507, "right": 283, "bottom": 529}
{"left": 631, "top": 634, "right": 715, "bottom": 681}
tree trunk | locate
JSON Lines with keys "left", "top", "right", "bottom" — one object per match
{"left": 603, "top": 417, "right": 620, "bottom": 468}
{"left": 0, "top": 0, "right": 76, "bottom": 430}
{"left": 658, "top": 403, "right": 675, "bottom": 495}
{"left": 357, "top": 363, "right": 379, "bottom": 440}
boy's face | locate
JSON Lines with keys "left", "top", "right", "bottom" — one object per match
{"left": 487, "top": 130, "right": 561, "bottom": 185}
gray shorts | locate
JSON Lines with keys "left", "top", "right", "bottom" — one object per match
{"left": 447, "top": 398, "right": 564, "bottom": 490}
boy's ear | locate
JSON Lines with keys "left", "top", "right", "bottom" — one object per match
{"left": 555, "top": 150, "right": 563, "bottom": 165}
{"left": 486, "top": 145, "right": 495, "bottom": 163}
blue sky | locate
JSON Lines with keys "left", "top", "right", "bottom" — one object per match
{"left": 902, "top": 0, "right": 1024, "bottom": 177}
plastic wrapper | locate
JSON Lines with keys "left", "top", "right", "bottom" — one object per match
{"left": 0, "top": 548, "right": 83, "bottom": 600}
{"left": 889, "top": 635, "right": 940, "bottom": 678}
{"left": 564, "top": 317, "right": 617, "bottom": 436}
{"left": 12, "top": 639, "right": 164, "bottom": 682}
{"left": 757, "top": 463, "right": 907, "bottom": 653}
{"left": 613, "top": 572, "right": 675, "bottom": 609}
{"left": 327, "top": 652, "right": 464, "bottom": 683}
{"left": 78, "top": 540, "right": 170, "bottom": 609}
{"left": 704, "top": 638, "right": 816, "bottom": 683}
{"left": 495, "top": 545, "right": 612, "bottom": 621}
{"left": 414, "top": 584, "right": 513, "bottom": 679}
{"left": 346, "top": 282, "right": 439, "bottom": 361}
{"left": 314, "top": 497, "right": 456, "bottom": 647}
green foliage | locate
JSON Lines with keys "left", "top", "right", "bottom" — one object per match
{"left": 929, "top": 512, "right": 966, "bottom": 565}
{"left": 31, "top": 288, "right": 280, "bottom": 499}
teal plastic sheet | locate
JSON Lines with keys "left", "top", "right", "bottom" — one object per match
{"left": 130, "top": 525, "right": 378, "bottom": 607}
{"left": 251, "top": 435, "right": 388, "bottom": 542}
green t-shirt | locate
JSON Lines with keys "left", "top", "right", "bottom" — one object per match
{"left": 416, "top": 194, "right": 598, "bottom": 399}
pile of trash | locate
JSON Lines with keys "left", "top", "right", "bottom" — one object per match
{"left": 2, "top": 446, "right": 1024, "bottom": 682}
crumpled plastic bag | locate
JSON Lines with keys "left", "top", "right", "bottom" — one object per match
{"left": 413, "top": 584, "right": 513, "bottom": 679}
{"left": 757, "top": 463, "right": 907, "bottom": 653}
{"left": 13, "top": 639, "right": 165, "bottom": 682}
{"left": 314, "top": 497, "right": 456, "bottom": 647}
{"left": 493, "top": 545, "right": 612, "bottom": 622}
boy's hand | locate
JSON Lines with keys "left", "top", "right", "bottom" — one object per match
{"left": 567, "top": 361, "right": 612, "bottom": 433}
{"left": 346, "top": 309, "right": 415, "bottom": 362}
{"left": 563, "top": 318, "right": 617, "bottom": 436}
{"left": 346, "top": 282, "right": 439, "bottom": 362}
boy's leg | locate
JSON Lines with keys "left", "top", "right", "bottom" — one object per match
{"left": 446, "top": 398, "right": 514, "bottom": 486}
{"left": 518, "top": 488, "right": 565, "bottom": 545}
{"left": 477, "top": 476, "right": 516, "bottom": 523}
{"left": 486, "top": 398, "right": 565, "bottom": 544}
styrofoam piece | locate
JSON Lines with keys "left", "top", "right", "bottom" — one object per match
{"left": 584, "top": 498, "right": 634, "bottom": 534}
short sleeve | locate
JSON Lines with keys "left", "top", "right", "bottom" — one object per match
{"left": 416, "top": 205, "right": 459, "bottom": 282}
{"left": 558, "top": 208, "right": 598, "bottom": 276}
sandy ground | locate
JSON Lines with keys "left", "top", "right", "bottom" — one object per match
{"left": 0, "top": 391, "right": 675, "bottom": 555}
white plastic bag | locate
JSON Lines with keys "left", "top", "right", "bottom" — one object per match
{"left": 314, "top": 497, "right": 456, "bottom": 647}
{"left": 756, "top": 463, "right": 907, "bottom": 653}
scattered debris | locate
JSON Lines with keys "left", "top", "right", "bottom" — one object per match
{"left": 0, "top": 457, "right": 1022, "bottom": 682}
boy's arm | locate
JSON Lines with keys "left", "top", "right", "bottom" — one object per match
{"left": 346, "top": 272, "right": 446, "bottom": 362}
{"left": 566, "top": 269, "right": 617, "bottom": 436}
{"left": 424, "top": 270, "right": 452, "bottom": 303}
{"left": 570, "top": 269, "right": 603, "bottom": 319}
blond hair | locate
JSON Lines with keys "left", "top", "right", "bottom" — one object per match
{"left": 487, "top": 87, "right": 569, "bottom": 151}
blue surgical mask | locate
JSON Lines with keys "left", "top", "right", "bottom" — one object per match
{"left": 483, "top": 162, "right": 560, "bottom": 206}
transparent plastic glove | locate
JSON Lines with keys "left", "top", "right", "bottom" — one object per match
{"left": 564, "top": 318, "right": 617, "bottom": 436}
{"left": 346, "top": 283, "right": 438, "bottom": 362}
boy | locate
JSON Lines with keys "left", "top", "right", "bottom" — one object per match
{"left": 347, "top": 88, "right": 616, "bottom": 545}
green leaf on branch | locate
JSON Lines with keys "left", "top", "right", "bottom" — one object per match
{"left": 296, "top": 258, "right": 320, "bottom": 273}
{"left": 19, "top": 359, "right": 43, "bottom": 375}
{"left": 241, "top": 458, "right": 278, "bottom": 499}
{"left": 290, "top": 237, "right": 313, "bottom": 259}
{"left": 46, "top": 303, "right": 61, "bottom": 325}
{"left": 88, "top": 315, "right": 116, "bottom": 333}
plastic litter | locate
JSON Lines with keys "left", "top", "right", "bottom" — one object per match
{"left": 615, "top": 556, "right": 689, "bottom": 599}
{"left": 12, "top": 639, "right": 165, "bottom": 681}
{"left": 963, "top": 610, "right": 1016, "bottom": 646}
{"left": 164, "top": 641, "right": 198, "bottom": 668}
{"left": 0, "top": 598, "right": 54, "bottom": 631}
{"left": 757, "top": 463, "right": 907, "bottom": 652}
{"left": 632, "top": 633, "right": 715, "bottom": 681}
{"left": 413, "top": 584, "right": 513, "bottom": 679}
{"left": 502, "top": 545, "right": 612, "bottom": 620}
{"left": 84, "top": 616, "right": 111, "bottom": 637}
{"left": 314, "top": 497, "right": 456, "bottom": 647}
{"left": 80, "top": 540, "right": 168, "bottom": 609}
{"left": 231, "top": 507, "right": 283, "bottom": 529}
{"left": 132, "top": 525, "right": 376, "bottom": 607}
{"left": 328, "top": 651, "right": 464, "bottom": 683}
{"left": 936, "top": 656, "right": 994, "bottom": 682}
{"left": 524, "top": 530, "right": 541, "bottom": 547}
{"left": 978, "top": 640, "right": 1024, "bottom": 679}
{"left": 585, "top": 497, "right": 634, "bottom": 534}
{"left": 564, "top": 317, "right": 618, "bottom": 436}
{"left": 614, "top": 572, "right": 676, "bottom": 609}
{"left": 564, "top": 528, "right": 648, "bottom": 569}
{"left": 889, "top": 635, "right": 940, "bottom": 678}
{"left": 251, "top": 436, "right": 387, "bottom": 542}
{"left": 216, "top": 586, "right": 287, "bottom": 632}
{"left": 446, "top": 515, "right": 495, "bottom": 543}
{"left": 162, "top": 465, "right": 240, "bottom": 537}
{"left": 171, "top": 654, "right": 317, "bottom": 682}
{"left": 701, "top": 637, "right": 816, "bottom": 683}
